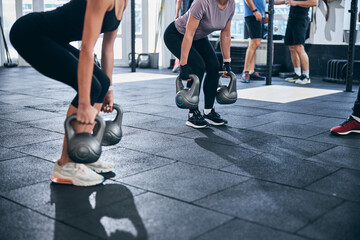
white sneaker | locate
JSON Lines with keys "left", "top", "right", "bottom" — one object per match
{"left": 51, "top": 161, "right": 104, "bottom": 186}
{"left": 86, "top": 160, "right": 114, "bottom": 173}
{"left": 295, "top": 75, "right": 311, "bottom": 85}
{"left": 285, "top": 73, "right": 300, "bottom": 82}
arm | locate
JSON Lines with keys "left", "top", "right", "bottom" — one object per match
{"left": 180, "top": 15, "right": 200, "bottom": 66}
{"left": 77, "top": 0, "right": 111, "bottom": 123}
{"left": 175, "top": 0, "right": 182, "bottom": 19}
{"left": 245, "top": 0, "right": 262, "bottom": 21}
{"left": 266, "top": 0, "right": 286, "bottom": 5}
{"left": 100, "top": 29, "right": 118, "bottom": 112}
{"left": 220, "top": 20, "right": 232, "bottom": 77}
{"left": 287, "top": 0, "right": 318, "bottom": 8}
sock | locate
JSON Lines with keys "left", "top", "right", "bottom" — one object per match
{"left": 204, "top": 108, "right": 212, "bottom": 115}
{"left": 303, "top": 70, "right": 309, "bottom": 78}
{"left": 352, "top": 115, "right": 360, "bottom": 122}
{"left": 294, "top": 67, "right": 301, "bottom": 76}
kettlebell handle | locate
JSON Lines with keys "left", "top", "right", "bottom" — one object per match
{"left": 65, "top": 114, "right": 106, "bottom": 143}
{"left": 176, "top": 74, "right": 199, "bottom": 92}
{"left": 112, "top": 103, "right": 123, "bottom": 125}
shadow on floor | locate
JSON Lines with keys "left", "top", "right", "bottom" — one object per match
{"left": 50, "top": 183, "right": 148, "bottom": 240}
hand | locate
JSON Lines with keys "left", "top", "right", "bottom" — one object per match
{"left": 222, "top": 62, "right": 231, "bottom": 78}
{"left": 77, "top": 103, "right": 98, "bottom": 124}
{"left": 102, "top": 90, "right": 114, "bottom": 113}
{"left": 180, "top": 64, "right": 192, "bottom": 81}
{"left": 253, "top": 11, "right": 262, "bottom": 21}
{"left": 175, "top": 13, "right": 179, "bottom": 19}
{"left": 264, "top": 14, "right": 268, "bottom": 24}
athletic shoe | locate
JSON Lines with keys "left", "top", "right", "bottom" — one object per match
{"left": 204, "top": 108, "right": 228, "bottom": 126}
{"left": 241, "top": 72, "right": 250, "bottom": 83}
{"left": 330, "top": 116, "right": 360, "bottom": 135}
{"left": 186, "top": 109, "right": 209, "bottom": 128}
{"left": 250, "top": 72, "right": 265, "bottom": 81}
{"left": 86, "top": 160, "right": 114, "bottom": 173}
{"left": 172, "top": 59, "right": 180, "bottom": 73}
{"left": 51, "top": 161, "right": 104, "bottom": 186}
{"left": 295, "top": 74, "right": 311, "bottom": 85}
{"left": 285, "top": 73, "right": 301, "bottom": 82}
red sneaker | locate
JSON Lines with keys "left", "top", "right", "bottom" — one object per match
{"left": 330, "top": 116, "right": 360, "bottom": 135}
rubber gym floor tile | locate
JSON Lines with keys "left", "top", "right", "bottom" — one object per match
{"left": 25, "top": 101, "right": 71, "bottom": 114}
{"left": 0, "top": 156, "right": 53, "bottom": 192}
{"left": 221, "top": 153, "right": 338, "bottom": 188}
{"left": 1, "top": 181, "right": 145, "bottom": 221}
{"left": 65, "top": 192, "right": 232, "bottom": 240}
{"left": 304, "top": 117, "right": 345, "bottom": 129}
{"left": 194, "top": 179, "right": 342, "bottom": 232}
{"left": 153, "top": 109, "right": 189, "bottom": 120}
{"left": 0, "top": 197, "right": 26, "bottom": 217}
{"left": 219, "top": 105, "right": 273, "bottom": 117}
{"left": 156, "top": 141, "right": 259, "bottom": 169}
{"left": 127, "top": 118, "right": 195, "bottom": 135}
{"left": 0, "top": 104, "right": 29, "bottom": 114}
{"left": 100, "top": 147, "right": 175, "bottom": 178}
{"left": 0, "top": 109, "right": 62, "bottom": 123}
{"left": 221, "top": 114, "right": 275, "bottom": 129}
{"left": 308, "top": 145, "right": 360, "bottom": 170}
{"left": 297, "top": 202, "right": 360, "bottom": 240}
{"left": 305, "top": 169, "right": 360, "bottom": 202}
{"left": 242, "top": 135, "right": 335, "bottom": 159}
{"left": 121, "top": 111, "right": 165, "bottom": 126}
{"left": 194, "top": 219, "right": 307, "bottom": 240}
{"left": 0, "top": 127, "right": 63, "bottom": 148}
{"left": 308, "top": 132, "right": 360, "bottom": 149}
{"left": 178, "top": 127, "right": 270, "bottom": 146}
{"left": 126, "top": 104, "right": 174, "bottom": 115}
{"left": 119, "top": 130, "right": 190, "bottom": 155}
{"left": 13, "top": 139, "right": 64, "bottom": 162}
{"left": 120, "top": 162, "right": 247, "bottom": 202}
{"left": 252, "top": 122, "right": 328, "bottom": 139}
{"left": 0, "top": 146, "right": 26, "bottom": 162}
{"left": 0, "top": 94, "right": 60, "bottom": 107}
{"left": 0, "top": 119, "right": 28, "bottom": 132}
{"left": 256, "top": 112, "right": 325, "bottom": 125}
{"left": 21, "top": 116, "right": 66, "bottom": 134}
{"left": 0, "top": 208, "right": 99, "bottom": 240}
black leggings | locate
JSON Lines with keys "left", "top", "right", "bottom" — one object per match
{"left": 9, "top": 13, "right": 110, "bottom": 108}
{"left": 164, "top": 22, "right": 220, "bottom": 110}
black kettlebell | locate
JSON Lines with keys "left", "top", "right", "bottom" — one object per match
{"left": 137, "top": 53, "right": 151, "bottom": 68}
{"left": 216, "top": 71, "right": 238, "bottom": 104}
{"left": 175, "top": 74, "right": 200, "bottom": 109}
{"left": 101, "top": 103, "right": 123, "bottom": 146}
{"left": 65, "top": 114, "right": 106, "bottom": 164}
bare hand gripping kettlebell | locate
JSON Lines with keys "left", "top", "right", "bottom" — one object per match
{"left": 175, "top": 74, "right": 200, "bottom": 109}
{"left": 101, "top": 103, "right": 123, "bottom": 146}
{"left": 65, "top": 114, "right": 106, "bottom": 164}
{"left": 216, "top": 71, "right": 238, "bottom": 104}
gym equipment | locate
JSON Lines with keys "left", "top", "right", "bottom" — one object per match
{"left": 101, "top": 104, "right": 123, "bottom": 146}
{"left": 216, "top": 71, "right": 237, "bottom": 104}
{"left": 175, "top": 74, "right": 200, "bottom": 109}
{"left": 137, "top": 54, "right": 151, "bottom": 68}
{"left": 0, "top": 17, "right": 17, "bottom": 68}
{"left": 128, "top": 53, "right": 138, "bottom": 67}
{"left": 65, "top": 114, "right": 105, "bottom": 164}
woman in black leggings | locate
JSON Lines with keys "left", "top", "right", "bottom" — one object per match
{"left": 10, "top": 0, "right": 128, "bottom": 187}
{"left": 164, "top": 0, "right": 235, "bottom": 128}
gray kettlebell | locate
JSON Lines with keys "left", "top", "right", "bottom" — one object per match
{"left": 101, "top": 103, "right": 123, "bottom": 146}
{"left": 216, "top": 71, "right": 238, "bottom": 104}
{"left": 175, "top": 74, "right": 200, "bottom": 109}
{"left": 65, "top": 114, "right": 106, "bottom": 164}
{"left": 137, "top": 54, "right": 151, "bottom": 68}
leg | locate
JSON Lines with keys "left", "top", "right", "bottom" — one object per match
{"left": 293, "top": 44, "right": 309, "bottom": 72}
{"left": 288, "top": 45, "right": 301, "bottom": 69}
{"left": 352, "top": 85, "right": 360, "bottom": 118}
{"left": 244, "top": 38, "right": 261, "bottom": 72}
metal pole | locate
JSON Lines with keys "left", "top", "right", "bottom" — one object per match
{"left": 345, "top": 0, "right": 358, "bottom": 92}
{"left": 131, "top": 0, "right": 136, "bottom": 72}
{"left": 266, "top": 0, "right": 274, "bottom": 85}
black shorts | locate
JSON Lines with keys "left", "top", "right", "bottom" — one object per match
{"left": 244, "top": 16, "right": 264, "bottom": 39}
{"left": 284, "top": 17, "right": 310, "bottom": 46}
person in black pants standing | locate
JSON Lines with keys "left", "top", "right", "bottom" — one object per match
{"left": 164, "top": 0, "right": 235, "bottom": 129}
{"left": 330, "top": 12, "right": 360, "bottom": 136}
{"left": 10, "top": 0, "right": 128, "bottom": 186}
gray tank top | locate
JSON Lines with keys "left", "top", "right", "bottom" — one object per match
{"left": 175, "top": 0, "right": 235, "bottom": 40}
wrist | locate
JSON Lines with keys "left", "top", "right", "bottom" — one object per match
{"left": 223, "top": 58, "right": 231, "bottom": 63}
{"left": 108, "top": 85, "right": 114, "bottom": 91}
{"left": 252, "top": 9, "right": 258, "bottom": 13}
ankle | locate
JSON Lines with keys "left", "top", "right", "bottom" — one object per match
{"left": 58, "top": 157, "right": 72, "bottom": 166}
